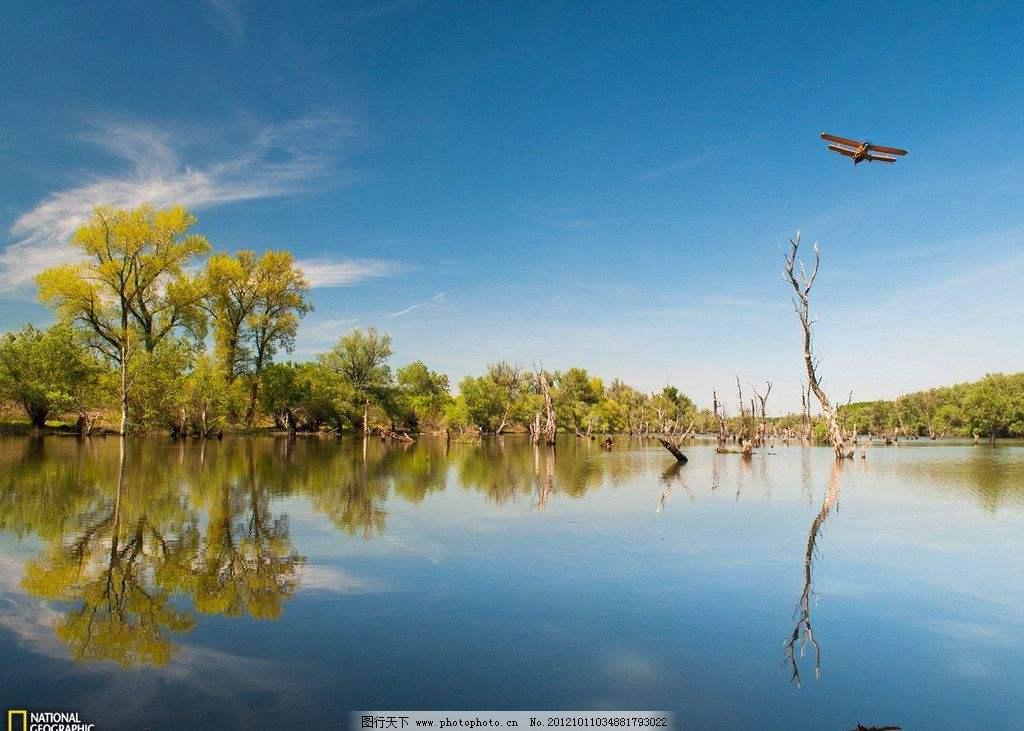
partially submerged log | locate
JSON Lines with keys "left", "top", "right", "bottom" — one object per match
{"left": 379, "top": 428, "right": 415, "bottom": 443}
{"left": 657, "top": 437, "right": 688, "bottom": 463}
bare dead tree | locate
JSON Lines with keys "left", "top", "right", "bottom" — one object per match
{"left": 800, "top": 381, "right": 813, "bottom": 445}
{"left": 784, "top": 462, "right": 841, "bottom": 687}
{"left": 752, "top": 381, "right": 772, "bottom": 448}
{"left": 539, "top": 371, "right": 557, "bottom": 446}
{"left": 735, "top": 375, "right": 755, "bottom": 458}
{"left": 713, "top": 389, "right": 728, "bottom": 452}
{"left": 783, "top": 233, "right": 850, "bottom": 460}
{"left": 657, "top": 413, "right": 694, "bottom": 462}
{"left": 735, "top": 375, "right": 747, "bottom": 437}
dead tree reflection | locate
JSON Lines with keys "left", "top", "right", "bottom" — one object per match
{"left": 784, "top": 462, "right": 841, "bottom": 687}
{"left": 657, "top": 462, "right": 694, "bottom": 513}
{"left": 532, "top": 444, "right": 556, "bottom": 511}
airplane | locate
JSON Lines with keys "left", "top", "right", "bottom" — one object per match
{"left": 820, "top": 132, "right": 908, "bottom": 164}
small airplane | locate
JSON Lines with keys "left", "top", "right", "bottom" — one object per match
{"left": 820, "top": 132, "right": 908, "bottom": 164}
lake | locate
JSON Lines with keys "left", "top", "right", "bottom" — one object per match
{"left": 1, "top": 435, "right": 1022, "bottom": 729}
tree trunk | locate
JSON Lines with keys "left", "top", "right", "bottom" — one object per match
{"left": 713, "top": 390, "right": 727, "bottom": 452}
{"left": 657, "top": 437, "right": 688, "bottom": 463}
{"left": 119, "top": 345, "right": 129, "bottom": 435}
{"left": 990, "top": 428, "right": 997, "bottom": 447}
{"left": 28, "top": 405, "right": 48, "bottom": 430}
{"left": 540, "top": 372, "right": 557, "bottom": 446}
{"left": 363, "top": 398, "right": 370, "bottom": 436}
{"left": 244, "top": 378, "right": 260, "bottom": 426}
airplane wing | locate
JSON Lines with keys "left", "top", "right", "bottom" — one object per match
{"left": 866, "top": 143, "right": 908, "bottom": 156}
{"left": 827, "top": 145, "right": 856, "bottom": 158}
{"left": 821, "top": 132, "right": 860, "bottom": 147}
{"left": 866, "top": 154, "right": 897, "bottom": 163}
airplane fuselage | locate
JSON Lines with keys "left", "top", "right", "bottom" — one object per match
{"left": 851, "top": 141, "right": 870, "bottom": 164}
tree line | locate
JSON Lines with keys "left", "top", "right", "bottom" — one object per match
{"left": 0, "top": 204, "right": 1021, "bottom": 443}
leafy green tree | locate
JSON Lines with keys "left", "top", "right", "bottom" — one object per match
{"left": 36, "top": 204, "right": 210, "bottom": 433}
{"left": 205, "top": 250, "right": 311, "bottom": 424}
{"left": 456, "top": 374, "right": 507, "bottom": 433}
{"left": 128, "top": 338, "right": 196, "bottom": 434}
{"left": 319, "top": 327, "right": 393, "bottom": 435}
{"left": 554, "top": 368, "right": 603, "bottom": 436}
{"left": 964, "top": 374, "right": 1024, "bottom": 445}
{"left": 648, "top": 385, "right": 696, "bottom": 433}
{"left": 179, "top": 354, "right": 233, "bottom": 436}
{"left": 604, "top": 379, "right": 647, "bottom": 434}
{"left": 931, "top": 403, "right": 965, "bottom": 438}
{"left": 486, "top": 361, "right": 527, "bottom": 434}
{"left": 396, "top": 361, "right": 451, "bottom": 431}
{"left": 0, "top": 324, "right": 102, "bottom": 428}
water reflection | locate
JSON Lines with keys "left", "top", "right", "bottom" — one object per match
{"left": 2, "top": 438, "right": 304, "bottom": 666}
{"left": 0, "top": 436, "right": 624, "bottom": 667}
{"left": 784, "top": 462, "right": 841, "bottom": 687}
{"left": 20, "top": 441, "right": 196, "bottom": 667}
{"left": 0, "top": 432, "right": 1022, "bottom": 708}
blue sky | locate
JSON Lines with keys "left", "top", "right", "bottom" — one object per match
{"left": 1, "top": 0, "right": 1022, "bottom": 410}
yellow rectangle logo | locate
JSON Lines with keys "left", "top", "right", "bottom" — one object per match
{"left": 7, "top": 710, "right": 28, "bottom": 731}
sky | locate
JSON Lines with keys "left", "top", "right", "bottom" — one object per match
{"left": 0, "top": 0, "right": 1022, "bottom": 411}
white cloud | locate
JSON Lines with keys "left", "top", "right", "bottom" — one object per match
{"left": 295, "top": 317, "right": 359, "bottom": 350}
{"left": 297, "top": 257, "right": 400, "bottom": 288}
{"left": 0, "top": 115, "right": 355, "bottom": 293}
{"left": 387, "top": 290, "right": 451, "bottom": 319}
{"left": 298, "top": 564, "right": 388, "bottom": 594}
{"left": 202, "top": 0, "right": 245, "bottom": 44}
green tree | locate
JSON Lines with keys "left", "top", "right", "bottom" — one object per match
{"left": 963, "top": 374, "right": 1024, "bottom": 445}
{"left": 35, "top": 204, "right": 211, "bottom": 433}
{"left": 456, "top": 374, "right": 507, "bottom": 433}
{"left": 318, "top": 327, "right": 393, "bottom": 435}
{"left": 486, "top": 361, "right": 527, "bottom": 434}
{"left": 0, "top": 324, "right": 102, "bottom": 428}
{"left": 205, "top": 250, "right": 311, "bottom": 424}
{"left": 554, "top": 368, "right": 603, "bottom": 436}
{"left": 396, "top": 361, "right": 451, "bottom": 431}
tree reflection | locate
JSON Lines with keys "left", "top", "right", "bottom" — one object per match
{"left": 7, "top": 438, "right": 304, "bottom": 666}
{"left": 784, "top": 462, "right": 840, "bottom": 687}
{"left": 164, "top": 445, "right": 303, "bottom": 619}
{"left": 0, "top": 433, "right": 638, "bottom": 667}
{"left": 657, "top": 462, "right": 693, "bottom": 514}
{"left": 19, "top": 440, "right": 195, "bottom": 667}
{"left": 454, "top": 437, "right": 606, "bottom": 504}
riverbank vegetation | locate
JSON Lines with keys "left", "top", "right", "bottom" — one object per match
{"left": 1, "top": 204, "right": 1022, "bottom": 444}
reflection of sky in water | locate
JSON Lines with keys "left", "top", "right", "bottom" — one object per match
{"left": 1, "top": 436, "right": 1023, "bottom": 729}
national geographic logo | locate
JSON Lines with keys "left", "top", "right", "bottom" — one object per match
{"left": 7, "top": 710, "right": 95, "bottom": 731}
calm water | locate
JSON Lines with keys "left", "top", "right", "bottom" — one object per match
{"left": 1, "top": 435, "right": 1023, "bottom": 729}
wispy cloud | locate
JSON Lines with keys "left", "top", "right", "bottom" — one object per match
{"left": 296, "top": 317, "right": 359, "bottom": 349}
{"left": 298, "top": 258, "right": 400, "bottom": 288}
{"left": 202, "top": 0, "right": 245, "bottom": 44}
{"left": 387, "top": 290, "right": 451, "bottom": 319}
{"left": 0, "top": 115, "right": 355, "bottom": 293}
{"left": 634, "top": 152, "right": 715, "bottom": 182}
